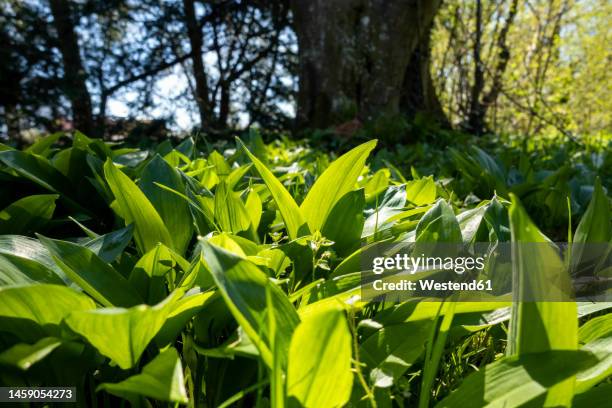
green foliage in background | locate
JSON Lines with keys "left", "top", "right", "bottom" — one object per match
{"left": 0, "top": 131, "right": 610, "bottom": 407}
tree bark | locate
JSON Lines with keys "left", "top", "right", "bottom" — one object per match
{"left": 183, "top": 0, "right": 214, "bottom": 129}
{"left": 466, "top": 0, "right": 486, "bottom": 134}
{"left": 400, "top": 19, "right": 449, "bottom": 126}
{"left": 291, "top": 0, "right": 445, "bottom": 130}
{"left": 49, "top": 0, "right": 94, "bottom": 136}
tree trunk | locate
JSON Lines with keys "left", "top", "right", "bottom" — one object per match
{"left": 183, "top": 0, "right": 214, "bottom": 129}
{"left": 466, "top": 0, "right": 486, "bottom": 135}
{"left": 400, "top": 19, "right": 449, "bottom": 126}
{"left": 49, "top": 0, "right": 94, "bottom": 136}
{"left": 291, "top": 0, "right": 445, "bottom": 130}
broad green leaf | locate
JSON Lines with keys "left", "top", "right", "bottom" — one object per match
{"left": 579, "top": 314, "right": 612, "bottom": 344}
{"left": 0, "top": 151, "right": 72, "bottom": 195}
{"left": 575, "top": 306, "right": 612, "bottom": 392}
{"left": 157, "top": 178, "right": 217, "bottom": 235}
{"left": 0, "top": 285, "right": 95, "bottom": 340}
{"left": 573, "top": 383, "right": 612, "bottom": 408}
{"left": 129, "top": 243, "right": 189, "bottom": 304}
{"left": 245, "top": 189, "right": 263, "bottom": 231}
{"left": 405, "top": 176, "right": 437, "bottom": 206}
{"left": 97, "top": 348, "right": 188, "bottom": 404}
{"left": 0, "top": 337, "right": 62, "bottom": 370}
{"left": 207, "top": 233, "right": 249, "bottom": 256}
{"left": 321, "top": 189, "right": 365, "bottom": 256}
{"left": 38, "top": 235, "right": 142, "bottom": 307}
{"left": 574, "top": 179, "right": 612, "bottom": 244}
{"left": 362, "top": 185, "right": 407, "bottom": 238}
{"left": 575, "top": 335, "right": 612, "bottom": 393}
{"left": 214, "top": 180, "right": 251, "bottom": 233}
{"left": 287, "top": 302, "right": 353, "bottom": 408}
{"left": 435, "top": 350, "right": 599, "bottom": 408}
{"left": 571, "top": 179, "right": 611, "bottom": 273}
{"left": 364, "top": 169, "right": 390, "bottom": 197}
{"left": 508, "top": 194, "right": 578, "bottom": 407}
{"left": 155, "top": 290, "right": 216, "bottom": 346}
{"left": 508, "top": 196, "right": 577, "bottom": 352}
{"left": 65, "top": 293, "right": 179, "bottom": 369}
{"left": 25, "top": 132, "right": 63, "bottom": 155}
{"left": 483, "top": 196, "right": 510, "bottom": 242}
{"left": 456, "top": 205, "right": 488, "bottom": 243}
{"left": 297, "top": 273, "right": 362, "bottom": 305}
{"left": 209, "top": 150, "right": 231, "bottom": 176}
{"left": 237, "top": 138, "right": 307, "bottom": 240}
{"left": 140, "top": 155, "right": 193, "bottom": 255}
{"left": 0, "top": 235, "right": 67, "bottom": 283}
{"left": 227, "top": 163, "right": 253, "bottom": 188}
{"left": 201, "top": 240, "right": 299, "bottom": 367}
{"left": 104, "top": 158, "right": 173, "bottom": 253}
{"left": 0, "top": 194, "right": 58, "bottom": 234}
{"left": 83, "top": 224, "right": 134, "bottom": 263}
{"left": 0, "top": 253, "right": 66, "bottom": 286}
{"left": 300, "top": 140, "right": 377, "bottom": 232}
{"left": 175, "top": 137, "right": 195, "bottom": 158}
{"left": 360, "top": 321, "right": 431, "bottom": 388}
{"left": 415, "top": 199, "right": 462, "bottom": 244}
{"left": 375, "top": 300, "right": 510, "bottom": 326}
{"left": 131, "top": 243, "right": 189, "bottom": 278}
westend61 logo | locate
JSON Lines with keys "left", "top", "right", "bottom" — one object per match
{"left": 360, "top": 242, "right": 611, "bottom": 303}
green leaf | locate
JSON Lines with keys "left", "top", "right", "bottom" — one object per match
{"left": 209, "top": 150, "right": 232, "bottom": 176}
{"left": 362, "top": 185, "right": 407, "bottom": 238}
{"left": 571, "top": 179, "right": 611, "bottom": 272}
{"left": 104, "top": 158, "right": 173, "bottom": 253}
{"left": 201, "top": 240, "right": 299, "bottom": 368}
{"left": 214, "top": 180, "right": 252, "bottom": 233}
{"left": 83, "top": 224, "right": 134, "bottom": 263}
{"left": 573, "top": 384, "right": 612, "bottom": 408}
{"left": 0, "top": 337, "right": 62, "bottom": 370}
{"left": 483, "top": 196, "right": 510, "bottom": 242}
{"left": 38, "top": 235, "right": 142, "bottom": 307}
{"left": 0, "top": 253, "right": 65, "bottom": 286}
{"left": 405, "top": 176, "right": 437, "bottom": 206}
{"left": 237, "top": 138, "right": 307, "bottom": 240}
{"left": 364, "top": 169, "right": 390, "bottom": 197}
{"left": 25, "top": 132, "right": 63, "bottom": 155}
{"left": 155, "top": 290, "right": 216, "bottom": 346}
{"left": 508, "top": 195, "right": 577, "bottom": 352}
{"left": 0, "top": 194, "right": 58, "bottom": 234}
{"left": 300, "top": 140, "right": 377, "bottom": 232}
{"left": 579, "top": 314, "right": 612, "bottom": 344}
{"left": 508, "top": 194, "right": 578, "bottom": 406}
{"left": 0, "top": 150, "right": 72, "bottom": 195}
{"left": 574, "top": 179, "right": 612, "bottom": 243}
{"left": 321, "top": 189, "right": 365, "bottom": 256}
{"left": 97, "top": 348, "right": 188, "bottom": 404}
{"left": 0, "top": 285, "right": 95, "bottom": 340}
{"left": 140, "top": 155, "right": 194, "bottom": 255}
{"left": 360, "top": 321, "right": 431, "bottom": 388}
{"left": 575, "top": 313, "right": 612, "bottom": 393}
{"left": 375, "top": 301, "right": 510, "bottom": 326}
{"left": 245, "top": 189, "right": 263, "bottom": 231}
{"left": 64, "top": 293, "right": 179, "bottom": 369}
{"left": 227, "top": 163, "right": 253, "bottom": 189}
{"left": 0, "top": 235, "right": 67, "bottom": 284}
{"left": 575, "top": 335, "right": 612, "bottom": 393}
{"left": 128, "top": 243, "right": 190, "bottom": 304}
{"left": 435, "top": 350, "right": 599, "bottom": 408}
{"left": 287, "top": 303, "right": 353, "bottom": 408}
{"left": 416, "top": 199, "right": 462, "bottom": 244}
